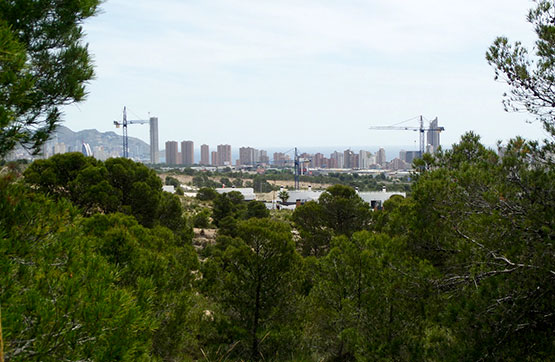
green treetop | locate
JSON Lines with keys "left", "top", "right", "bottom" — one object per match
{"left": 0, "top": 0, "right": 100, "bottom": 157}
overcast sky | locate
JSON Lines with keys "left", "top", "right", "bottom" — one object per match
{"left": 62, "top": 0, "right": 548, "bottom": 152}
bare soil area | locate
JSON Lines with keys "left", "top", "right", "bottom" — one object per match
{"left": 159, "top": 173, "right": 332, "bottom": 191}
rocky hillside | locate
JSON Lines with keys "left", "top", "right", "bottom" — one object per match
{"left": 53, "top": 125, "right": 150, "bottom": 160}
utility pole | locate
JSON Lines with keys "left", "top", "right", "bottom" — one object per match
{"left": 294, "top": 147, "right": 300, "bottom": 190}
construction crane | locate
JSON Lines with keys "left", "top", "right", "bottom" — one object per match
{"left": 369, "top": 115, "right": 445, "bottom": 156}
{"left": 113, "top": 106, "right": 149, "bottom": 158}
{"left": 293, "top": 147, "right": 312, "bottom": 190}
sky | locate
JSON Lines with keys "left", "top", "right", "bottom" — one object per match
{"left": 62, "top": 0, "right": 549, "bottom": 153}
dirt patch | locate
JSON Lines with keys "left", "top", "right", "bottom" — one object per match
{"left": 159, "top": 173, "right": 333, "bottom": 192}
{"left": 192, "top": 227, "right": 217, "bottom": 251}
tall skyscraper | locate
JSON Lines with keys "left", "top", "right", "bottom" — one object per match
{"left": 239, "top": 147, "right": 255, "bottom": 166}
{"left": 427, "top": 118, "right": 441, "bottom": 153}
{"left": 200, "top": 144, "right": 209, "bottom": 165}
{"left": 314, "top": 153, "right": 324, "bottom": 168}
{"left": 343, "top": 149, "right": 355, "bottom": 169}
{"left": 399, "top": 150, "right": 407, "bottom": 162}
{"left": 211, "top": 151, "right": 218, "bottom": 166}
{"left": 217, "top": 144, "right": 231, "bottom": 166}
{"left": 259, "top": 150, "right": 269, "bottom": 165}
{"left": 149, "top": 116, "right": 159, "bottom": 164}
{"left": 405, "top": 151, "right": 421, "bottom": 163}
{"left": 81, "top": 143, "right": 93, "bottom": 157}
{"left": 165, "top": 141, "right": 178, "bottom": 165}
{"left": 331, "top": 151, "right": 344, "bottom": 168}
{"left": 181, "top": 140, "right": 194, "bottom": 165}
{"left": 359, "top": 150, "right": 374, "bottom": 169}
{"left": 376, "top": 148, "right": 386, "bottom": 166}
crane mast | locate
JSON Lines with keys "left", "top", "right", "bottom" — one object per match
{"left": 369, "top": 115, "right": 445, "bottom": 156}
{"left": 113, "top": 106, "right": 149, "bottom": 158}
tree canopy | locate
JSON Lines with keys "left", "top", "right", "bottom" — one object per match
{"left": 0, "top": 0, "right": 100, "bottom": 157}
{"left": 486, "top": 0, "right": 555, "bottom": 138}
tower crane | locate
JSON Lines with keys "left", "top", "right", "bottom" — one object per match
{"left": 113, "top": 106, "right": 149, "bottom": 158}
{"left": 369, "top": 115, "right": 445, "bottom": 156}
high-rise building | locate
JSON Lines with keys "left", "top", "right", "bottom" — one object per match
{"left": 165, "top": 141, "right": 178, "bottom": 165}
{"left": 388, "top": 158, "right": 408, "bottom": 171}
{"left": 181, "top": 140, "right": 194, "bottom": 165}
{"left": 211, "top": 151, "right": 218, "bottom": 166}
{"left": 259, "top": 150, "right": 269, "bottom": 165}
{"left": 427, "top": 118, "right": 441, "bottom": 153}
{"left": 82, "top": 143, "right": 93, "bottom": 157}
{"left": 273, "top": 152, "right": 290, "bottom": 167}
{"left": 376, "top": 148, "right": 386, "bottom": 166}
{"left": 359, "top": 150, "right": 374, "bottom": 169}
{"left": 313, "top": 153, "right": 324, "bottom": 168}
{"left": 217, "top": 144, "right": 231, "bottom": 166}
{"left": 200, "top": 144, "right": 209, "bottom": 165}
{"left": 239, "top": 147, "right": 255, "bottom": 166}
{"left": 405, "top": 151, "right": 421, "bottom": 163}
{"left": 399, "top": 150, "right": 407, "bottom": 162}
{"left": 343, "top": 149, "right": 356, "bottom": 169}
{"left": 149, "top": 116, "right": 159, "bottom": 164}
{"left": 331, "top": 151, "right": 344, "bottom": 168}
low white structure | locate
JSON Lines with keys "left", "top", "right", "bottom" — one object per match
{"left": 162, "top": 185, "right": 175, "bottom": 194}
{"left": 358, "top": 189, "right": 406, "bottom": 210}
{"left": 283, "top": 190, "right": 323, "bottom": 205}
{"left": 215, "top": 187, "right": 256, "bottom": 201}
{"left": 281, "top": 187, "right": 405, "bottom": 210}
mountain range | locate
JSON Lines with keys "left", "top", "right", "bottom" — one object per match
{"left": 51, "top": 125, "right": 150, "bottom": 160}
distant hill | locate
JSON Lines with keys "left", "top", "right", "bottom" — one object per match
{"left": 51, "top": 126, "right": 150, "bottom": 160}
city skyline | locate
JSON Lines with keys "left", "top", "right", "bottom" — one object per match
{"left": 155, "top": 118, "right": 443, "bottom": 166}
{"left": 156, "top": 138, "right": 420, "bottom": 170}
{"left": 60, "top": 0, "right": 547, "bottom": 151}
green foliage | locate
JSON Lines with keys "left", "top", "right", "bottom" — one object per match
{"left": 193, "top": 174, "right": 220, "bottom": 188}
{"left": 211, "top": 191, "right": 246, "bottom": 227}
{"left": 278, "top": 189, "right": 289, "bottom": 204}
{"left": 4, "top": 2, "right": 555, "bottom": 359}
{"left": 22, "top": 152, "right": 98, "bottom": 198}
{"left": 318, "top": 184, "right": 372, "bottom": 236}
{"left": 80, "top": 213, "right": 201, "bottom": 360}
{"left": 0, "top": 0, "right": 100, "bottom": 157}
{"left": 232, "top": 178, "right": 243, "bottom": 187}
{"left": 408, "top": 133, "right": 555, "bottom": 359}
{"left": 197, "top": 186, "right": 219, "bottom": 201}
{"left": 201, "top": 218, "right": 302, "bottom": 360}
{"left": 304, "top": 232, "right": 433, "bottom": 361}
{"left": 252, "top": 175, "right": 276, "bottom": 193}
{"left": 292, "top": 185, "right": 372, "bottom": 257}
{"left": 23, "top": 154, "right": 188, "bottom": 235}
{"left": 246, "top": 201, "right": 270, "bottom": 219}
{"left": 193, "top": 208, "right": 212, "bottom": 228}
{"left": 219, "top": 177, "right": 233, "bottom": 188}
{"left": 158, "top": 192, "right": 190, "bottom": 238}
{"left": 486, "top": 0, "right": 555, "bottom": 137}
{"left": 292, "top": 201, "right": 333, "bottom": 257}
{"left": 0, "top": 176, "right": 152, "bottom": 361}
{"left": 165, "top": 175, "right": 180, "bottom": 188}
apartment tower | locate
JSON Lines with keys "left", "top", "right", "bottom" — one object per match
{"left": 165, "top": 141, "right": 178, "bottom": 165}
{"left": 200, "top": 144, "right": 209, "bottom": 165}
{"left": 181, "top": 140, "right": 194, "bottom": 165}
{"left": 426, "top": 118, "right": 441, "bottom": 153}
{"left": 217, "top": 144, "right": 231, "bottom": 166}
{"left": 149, "top": 116, "right": 159, "bottom": 164}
